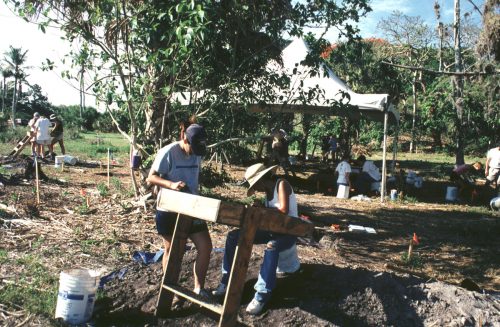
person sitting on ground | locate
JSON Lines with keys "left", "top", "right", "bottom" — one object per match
{"left": 485, "top": 143, "right": 500, "bottom": 189}
{"left": 146, "top": 124, "right": 212, "bottom": 298}
{"left": 213, "top": 163, "right": 299, "bottom": 315}
{"left": 450, "top": 161, "right": 482, "bottom": 200}
{"left": 49, "top": 114, "right": 65, "bottom": 158}
{"left": 335, "top": 154, "right": 352, "bottom": 194}
{"left": 34, "top": 115, "right": 52, "bottom": 159}
{"left": 355, "top": 155, "right": 381, "bottom": 195}
{"left": 27, "top": 112, "right": 40, "bottom": 156}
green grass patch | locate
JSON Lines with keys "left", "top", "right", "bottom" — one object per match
{"left": 0, "top": 254, "right": 59, "bottom": 318}
{"left": 97, "top": 182, "right": 109, "bottom": 197}
{"left": 0, "top": 249, "right": 8, "bottom": 263}
{"left": 400, "top": 252, "right": 424, "bottom": 269}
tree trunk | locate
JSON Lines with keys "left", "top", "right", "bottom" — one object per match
{"left": 79, "top": 67, "right": 85, "bottom": 130}
{"left": 453, "top": 0, "right": 465, "bottom": 165}
{"left": 11, "top": 76, "right": 17, "bottom": 128}
{"left": 409, "top": 71, "right": 418, "bottom": 153}
{"left": 1, "top": 80, "right": 4, "bottom": 114}
{"left": 299, "top": 114, "right": 311, "bottom": 158}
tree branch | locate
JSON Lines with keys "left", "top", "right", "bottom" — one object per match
{"left": 381, "top": 61, "right": 498, "bottom": 76}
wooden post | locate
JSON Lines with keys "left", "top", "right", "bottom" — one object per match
{"left": 107, "top": 148, "right": 110, "bottom": 187}
{"left": 407, "top": 239, "right": 413, "bottom": 260}
{"left": 155, "top": 214, "right": 193, "bottom": 317}
{"left": 35, "top": 157, "right": 40, "bottom": 204}
{"left": 220, "top": 209, "right": 260, "bottom": 327}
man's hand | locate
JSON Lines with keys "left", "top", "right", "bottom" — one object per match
{"left": 171, "top": 181, "right": 186, "bottom": 191}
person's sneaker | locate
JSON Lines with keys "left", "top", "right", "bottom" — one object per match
{"left": 212, "top": 283, "right": 227, "bottom": 297}
{"left": 246, "top": 298, "right": 265, "bottom": 315}
{"left": 194, "top": 288, "right": 211, "bottom": 299}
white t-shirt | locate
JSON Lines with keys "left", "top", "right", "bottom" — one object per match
{"left": 362, "top": 160, "right": 381, "bottom": 181}
{"left": 35, "top": 118, "right": 51, "bottom": 141}
{"left": 335, "top": 160, "right": 351, "bottom": 185}
{"left": 487, "top": 147, "right": 500, "bottom": 169}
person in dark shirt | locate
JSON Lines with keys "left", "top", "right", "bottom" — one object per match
{"left": 49, "top": 114, "right": 65, "bottom": 158}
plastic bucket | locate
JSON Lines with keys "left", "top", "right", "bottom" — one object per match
{"left": 490, "top": 197, "right": 500, "bottom": 211}
{"left": 445, "top": 186, "right": 458, "bottom": 202}
{"left": 131, "top": 155, "right": 141, "bottom": 170}
{"left": 54, "top": 156, "right": 65, "bottom": 168}
{"left": 55, "top": 269, "right": 97, "bottom": 325}
{"left": 390, "top": 189, "right": 398, "bottom": 201}
{"left": 277, "top": 243, "right": 300, "bottom": 274}
{"left": 63, "top": 155, "right": 77, "bottom": 165}
{"left": 337, "top": 184, "right": 349, "bottom": 199}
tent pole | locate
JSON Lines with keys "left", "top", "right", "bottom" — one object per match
{"left": 381, "top": 110, "right": 389, "bottom": 203}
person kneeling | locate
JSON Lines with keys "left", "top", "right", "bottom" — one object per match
{"left": 213, "top": 163, "right": 298, "bottom": 315}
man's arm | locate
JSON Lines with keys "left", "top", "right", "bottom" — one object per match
{"left": 147, "top": 169, "right": 185, "bottom": 191}
{"left": 485, "top": 157, "right": 491, "bottom": 177}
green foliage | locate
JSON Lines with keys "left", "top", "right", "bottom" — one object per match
{"left": 97, "top": 182, "right": 109, "bottom": 197}
{"left": 52, "top": 105, "right": 102, "bottom": 131}
{"left": 0, "top": 254, "right": 59, "bottom": 318}
{"left": 200, "top": 164, "right": 232, "bottom": 188}
{"left": 77, "top": 199, "right": 90, "bottom": 215}
{"left": 400, "top": 252, "right": 423, "bottom": 268}
{"left": 0, "top": 126, "right": 27, "bottom": 143}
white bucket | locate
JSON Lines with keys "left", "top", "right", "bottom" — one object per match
{"left": 277, "top": 243, "right": 300, "bottom": 274}
{"left": 54, "top": 156, "right": 65, "bottom": 168}
{"left": 63, "top": 155, "right": 77, "bottom": 165}
{"left": 445, "top": 186, "right": 458, "bottom": 202}
{"left": 490, "top": 197, "right": 500, "bottom": 211}
{"left": 390, "top": 189, "right": 398, "bottom": 201}
{"left": 55, "top": 269, "right": 97, "bottom": 325}
{"left": 337, "top": 184, "right": 350, "bottom": 199}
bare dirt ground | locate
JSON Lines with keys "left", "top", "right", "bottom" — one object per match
{"left": 1, "top": 156, "right": 499, "bottom": 326}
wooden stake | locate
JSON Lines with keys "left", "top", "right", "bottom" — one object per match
{"left": 86, "top": 196, "right": 90, "bottom": 208}
{"left": 61, "top": 161, "right": 65, "bottom": 172}
{"left": 107, "top": 148, "right": 110, "bottom": 187}
{"left": 35, "top": 157, "right": 40, "bottom": 204}
{"left": 407, "top": 239, "right": 413, "bottom": 259}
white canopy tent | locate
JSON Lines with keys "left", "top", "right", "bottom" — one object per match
{"left": 247, "top": 39, "right": 399, "bottom": 202}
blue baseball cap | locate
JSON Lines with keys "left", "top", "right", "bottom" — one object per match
{"left": 185, "top": 124, "right": 207, "bottom": 156}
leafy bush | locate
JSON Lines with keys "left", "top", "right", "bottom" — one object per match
{"left": 0, "top": 126, "right": 27, "bottom": 143}
{"left": 200, "top": 164, "right": 232, "bottom": 188}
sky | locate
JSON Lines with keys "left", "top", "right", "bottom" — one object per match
{"left": 0, "top": 0, "right": 483, "bottom": 107}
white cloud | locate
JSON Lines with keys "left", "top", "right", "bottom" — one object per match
{"left": 368, "top": 0, "right": 413, "bottom": 14}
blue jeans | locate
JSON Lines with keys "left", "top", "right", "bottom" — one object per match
{"left": 221, "top": 229, "right": 296, "bottom": 303}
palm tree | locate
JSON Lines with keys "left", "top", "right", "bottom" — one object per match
{"left": 4, "top": 46, "right": 28, "bottom": 128}
{"left": 1, "top": 67, "right": 13, "bottom": 115}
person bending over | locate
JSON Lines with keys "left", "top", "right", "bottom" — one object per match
{"left": 147, "top": 124, "right": 212, "bottom": 297}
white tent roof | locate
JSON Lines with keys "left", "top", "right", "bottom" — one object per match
{"left": 172, "top": 38, "right": 398, "bottom": 124}
{"left": 249, "top": 38, "right": 398, "bottom": 124}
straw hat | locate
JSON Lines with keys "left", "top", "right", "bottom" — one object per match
{"left": 244, "top": 163, "right": 278, "bottom": 196}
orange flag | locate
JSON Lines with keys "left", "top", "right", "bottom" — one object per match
{"left": 412, "top": 233, "right": 419, "bottom": 245}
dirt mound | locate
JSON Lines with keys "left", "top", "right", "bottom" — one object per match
{"left": 93, "top": 247, "right": 500, "bottom": 327}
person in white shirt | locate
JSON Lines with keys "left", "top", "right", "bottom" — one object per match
{"left": 34, "top": 116, "right": 52, "bottom": 159}
{"left": 335, "top": 154, "right": 352, "bottom": 190}
{"left": 485, "top": 144, "right": 500, "bottom": 188}
{"left": 355, "top": 155, "right": 381, "bottom": 195}
{"left": 27, "top": 112, "right": 40, "bottom": 156}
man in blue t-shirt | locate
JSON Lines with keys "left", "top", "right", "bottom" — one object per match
{"left": 147, "top": 124, "right": 212, "bottom": 298}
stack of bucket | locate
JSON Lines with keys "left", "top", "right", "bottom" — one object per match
{"left": 55, "top": 269, "right": 97, "bottom": 325}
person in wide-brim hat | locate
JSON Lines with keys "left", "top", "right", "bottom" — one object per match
{"left": 244, "top": 163, "right": 278, "bottom": 196}
{"left": 213, "top": 163, "right": 300, "bottom": 315}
